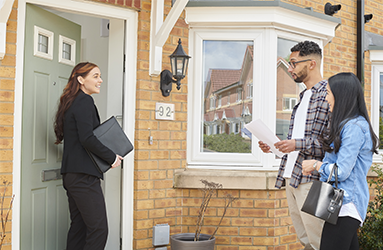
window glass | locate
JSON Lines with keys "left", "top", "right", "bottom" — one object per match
{"left": 38, "top": 34, "right": 49, "bottom": 53}
{"left": 276, "top": 38, "right": 306, "bottom": 140}
{"left": 62, "top": 42, "right": 72, "bottom": 60}
{"left": 202, "top": 40, "right": 253, "bottom": 153}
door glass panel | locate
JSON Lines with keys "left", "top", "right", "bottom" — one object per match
{"left": 202, "top": 40, "right": 253, "bottom": 153}
{"left": 38, "top": 34, "right": 49, "bottom": 53}
{"left": 276, "top": 38, "right": 306, "bottom": 141}
{"left": 62, "top": 42, "right": 71, "bottom": 60}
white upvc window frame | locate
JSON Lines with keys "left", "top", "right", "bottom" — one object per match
{"left": 186, "top": 5, "right": 339, "bottom": 170}
{"left": 188, "top": 29, "right": 264, "bottom": 168}
{"left": 370, "top": 50, "right": 383, "bottom": 162}
{"left": 34, "top": 25, "right": 54, "bottom": 60}
{"left": 58, "top": 35, "right": 76, "bottom": 66}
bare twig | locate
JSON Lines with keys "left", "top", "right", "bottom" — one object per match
{"left": 209, "top": 194, "right": 237, "bottom": 240}
{"left": 0, "top": 181, "right": 15, "bottom": 250}
{"left": 194, "top": 180, "right": 223, "bottom": 241}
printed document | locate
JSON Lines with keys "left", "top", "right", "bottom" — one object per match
{"left": 244, "top": 119, "right": 284, "bottom": 157}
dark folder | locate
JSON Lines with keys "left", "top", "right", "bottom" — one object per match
{"left": 87, "top": 116, "right": 134, "bottom": 173}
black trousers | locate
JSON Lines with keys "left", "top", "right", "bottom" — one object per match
{"left": 320, "top": 216, "right": 360, "bottom": 250}
{"left": 63, "top": 173, "right": 108, "bottom": 250}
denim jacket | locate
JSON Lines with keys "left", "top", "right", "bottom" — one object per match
{"left": 319, "top": 116, "right": 373, "bottom": 222}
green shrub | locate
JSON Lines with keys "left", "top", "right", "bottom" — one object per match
{"left": 203, "top": 133, "right": 251, "bottom": 153}
{"left": 358, "top": 165, "right": 383, "bottom": 249}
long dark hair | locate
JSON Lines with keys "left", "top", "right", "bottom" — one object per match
{"left": 321, "top": 72, "right": 379, "bottom": 154}
{"left": 54, "top": 62, "right": 98, "bottom": 144}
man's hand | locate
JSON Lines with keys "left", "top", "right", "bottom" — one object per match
{"left": 302, "top": 159, "right": 321, "bottom": 175}
{"left": 258, "top": 141, "right": 271, "bottom": 153}
{"left": 274, "top": 139, "right": 295, "bottom": 154}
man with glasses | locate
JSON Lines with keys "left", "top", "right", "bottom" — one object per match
{"left": 259, "top": 41, "right": 330, "bottom": 250}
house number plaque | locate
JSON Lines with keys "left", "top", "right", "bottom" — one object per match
{"left": 155, "top": 102, "right": 175, "bottom": 120}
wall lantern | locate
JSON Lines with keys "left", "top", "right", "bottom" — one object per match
{"left": 324, "top": 2, "right": 341, "bottom": 16}
{"left": 160, "top": 38, "right": 191, "bottom": 97}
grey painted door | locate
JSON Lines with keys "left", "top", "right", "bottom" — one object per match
{"left": 21, "top": 4, "right": 80, "bottom": 250}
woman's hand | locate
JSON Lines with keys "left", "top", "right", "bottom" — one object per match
{"left": 111, "top": 155, "right": 124, "bottom": 169}
{"left": 302, "top": 159, "right": 321, "bottom": 175}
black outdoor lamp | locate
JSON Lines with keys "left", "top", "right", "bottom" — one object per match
{"left": 160, "top": 38, "right": 191, "bottom": 97}
{"left": 324, "top": 2, "right": 341, "bottom": 16}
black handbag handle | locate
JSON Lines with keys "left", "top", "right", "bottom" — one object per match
{"left": 326, "top": 163, "right": 339, "bottom": 188}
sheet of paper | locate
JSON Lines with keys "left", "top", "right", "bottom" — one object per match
{"left": 244, "top": 119, "right": 284, "bottom": 157}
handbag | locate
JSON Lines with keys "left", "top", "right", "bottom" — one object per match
{"left": 86, "top": 116, "right": 134, "bottom": 173}
{"left": 301, "top": 163, "right": 344, "bottom": 225}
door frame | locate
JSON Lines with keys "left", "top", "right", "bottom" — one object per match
{"left": 14, "top": 1, "right": 137, "bottom": 249}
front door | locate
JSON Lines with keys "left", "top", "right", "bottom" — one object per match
{"left": 21, "top": 4, "right": 81, "bottom": 249}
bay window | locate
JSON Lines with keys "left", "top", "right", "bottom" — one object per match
{"left": 185, "top": 2, "right": 340, "bottom": 171}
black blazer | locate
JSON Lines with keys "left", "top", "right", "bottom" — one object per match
{"left": 61, "top": 90, "right": 116, "bottom": 179}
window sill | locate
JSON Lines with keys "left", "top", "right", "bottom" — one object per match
{"left": 174, "top": 168, "right": 280, "bottom": 190}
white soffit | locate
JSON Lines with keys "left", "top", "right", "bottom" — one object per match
{"left": 0, "top": 0, "right": 15, "bottom": 59}
{"left": 185, "top": 6, "right": 341, "bottom": 44}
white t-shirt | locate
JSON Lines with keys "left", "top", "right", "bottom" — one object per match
{"left": 284, "top": 89, "right": 312, "bottom": 178}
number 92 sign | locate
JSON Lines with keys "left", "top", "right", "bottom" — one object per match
{"left": 155, "top": 102, "right": 175, "bottom": 120}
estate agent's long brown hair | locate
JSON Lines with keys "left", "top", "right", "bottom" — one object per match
{"left": 54, "top": 62, "right": 98, "bottom": 144}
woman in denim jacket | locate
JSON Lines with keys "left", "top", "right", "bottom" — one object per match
{"left": 302, "top": 72, "right": 379, "bottom": 250}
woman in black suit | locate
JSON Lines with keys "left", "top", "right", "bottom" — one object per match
{"left": 54, "top": 62, "right": 123, "bottom": 250}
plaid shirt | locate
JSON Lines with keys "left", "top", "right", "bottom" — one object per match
{"left": 275, "top": 80, "right": 330, "bottom": 189}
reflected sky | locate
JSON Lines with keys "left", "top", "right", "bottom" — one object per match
{"left": 203, "top": 40, "right": 253, "bottom": 83}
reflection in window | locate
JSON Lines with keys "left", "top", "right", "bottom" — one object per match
{"left": 62, "top": 42, "right": 72, "bottom": 60}
{"left": 38, "top": 34, "right": 49, "bottom": 53}
{"left": 283, "top": 97, "right": 297, "bottom": 111}
{"left": 247, "top": 82, "right": 253, "bottom": 99}
{"left": 276, "top": 38, "right": 306, "bottom": 140}
{"left": 210, "top": 96, "right": 215, "bottom": 109}
{"left": 379, "top": 73, "right": 383, "bottom": 149}
{"left": 202, "top": 40, "right": 253, "bottom": 153}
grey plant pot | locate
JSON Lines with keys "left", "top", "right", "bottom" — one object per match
{"left": 170, "top": 233, "right": 215, "bottom": 250}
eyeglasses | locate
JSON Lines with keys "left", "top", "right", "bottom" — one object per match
{"left": 288, "top": 59, "right": 312, "bottom": 69}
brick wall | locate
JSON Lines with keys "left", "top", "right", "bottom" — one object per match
{"left": 0, "top": 0, "right": 17, "bottom": 249}
{"left": 133, "top": 0, "right": 190, "bottom": 248}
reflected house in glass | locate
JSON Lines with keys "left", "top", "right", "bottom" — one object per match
{"left": 276, "top": 57, "right": 304, "bottom": 140}
{"left": 203, "top": 45, "right": 253, "bottom": 138}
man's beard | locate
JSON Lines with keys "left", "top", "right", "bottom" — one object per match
{"left": 293, "top": 66, "right": 308, "bottom": 83}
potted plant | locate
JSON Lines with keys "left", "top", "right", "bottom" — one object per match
{"left": 170, "top": 180, "right": 237, "bottom": 250}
